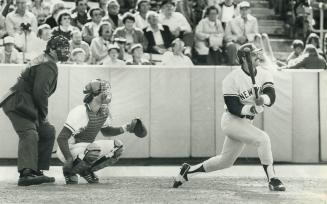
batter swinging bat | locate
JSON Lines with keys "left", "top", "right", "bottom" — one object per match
{"left": 244, "top": 48, "right": 259, "bottom": 99}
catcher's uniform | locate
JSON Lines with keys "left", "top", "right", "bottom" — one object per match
{"left": 203, "top": 66, "right": 275, "bottom": 172}
{"left": 57, "top": 104, "right": 116, "bottom": 163}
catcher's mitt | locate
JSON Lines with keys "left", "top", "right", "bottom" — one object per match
{"left": 127, "top": 118, "right": 147, "bottom": 138}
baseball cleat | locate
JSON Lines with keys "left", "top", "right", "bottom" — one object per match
{"left": 173, "top": 163, "right": 190, "bottom": 188}
{"left": 269, "top": 178, "right": 286, "bottom": 191}
{"left": 80, "top": 171, "right": 99, "bottom": 184}
{"left": 63, "top": 171, "right": 78, "bottom": 185}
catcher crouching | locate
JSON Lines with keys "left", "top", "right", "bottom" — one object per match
{"left": 56, "top": 79, "right": 147, "bottom": 184}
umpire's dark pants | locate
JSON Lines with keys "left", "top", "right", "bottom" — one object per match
{"left": 2, "top": 108, "right": 55, "bottom": 172}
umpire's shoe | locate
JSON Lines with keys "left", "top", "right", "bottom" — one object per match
{"left": 173, "top": 163, "right": 190, "bottom": 188}
{"left": 269, "top": 178, "right": 286, "bottom": 191}
{"left": 35, "top": 170, "right": 55, "bottom": 183}
{"left": 18, "top": 169, "right": 51, "bottom": 186}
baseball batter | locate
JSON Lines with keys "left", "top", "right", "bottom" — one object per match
{"left": 173, "top": 43, "right": 285, "bottom": 191}
{"left": 56, "top": 79, "right": 147, "bottom": 184}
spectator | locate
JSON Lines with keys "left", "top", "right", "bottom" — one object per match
{"left": 44, "top": 1, "right": 65, "bottom": 28}
{"left": 158, "top": 0, "right": 193, "bottom": 55}
{"left": 282, "top": 44, "right": 327, "bottom": 69}
{"left": 5, "top": 0, "right": 38, "bottom": 36}
{"left": 192, "top": 0, "right": 208, "bottom": 26}
{"left": 218, "top": 0, "right": 239, "bottom": 29}
{"left": 225, "top": 1, "right": 259, "bottom": 65}
{"left": 175, "top": 0, "right": 197, "bottom": 29}
{"left": 292, "top": 0, "right": 312, "bottom": 38}
{"left": 82, "top": 7, "right": 104, "bottom": 44}
{"left": 287, "top": 39, "right": 304, "bottom": 64}
{"left": 70, "top": 47, "right": 86, "bottom": 64}
{"left": 113, "top": 12, "right": 144, "bottom": 52}
{"left": 126, "top": 43, "right": 152, "bottom": 65}
{"left": 195, "top": 6, "right": 224, "bottom": 65}
{"left": 161, "top": 38, "right": 193, "bottom": 66}
{"left": 102, "top": 43, "right": 126, "bottom": 65}
{"left": 70, "top": 30, "right": 90, "bottom": 62}
{"left": 28, "top": 0, "right": 51, "bottom": 25}
{"left": 0, "top": 36, "right": 20, "bottom": 64}
{"left": 98, "top": 0, "right": 109, "bottom": 17}
{"left": 52, "top": 10, "right": 78, "bottom": 40}
{"left": 114, "top": 37, "right": 130, "bottom": 60}
{"left": 118, "top": 0, "right": 137, "bottom": 14}
{"left": 143, "top": 11, "right": 174, "bottom": 54}
{"left": 71, "top": 0, "right": 89, "bottom": 30}
{"left": 306, "top": 32, "right": 325, "bottom": 58}
{"left": 90, "top": 21, "right": 112, "bottom": 64}
{"left": 134, "top": 0, "right": 150, "bottom": 30}
{"left": 103, "top": 0, "right": 123, "bottom": 31}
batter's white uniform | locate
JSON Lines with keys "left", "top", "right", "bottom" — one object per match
{"left": 203, "top": 66, "right": 274, "bottom": 172}
{"left": 57, "top": 105, "right": 116, "bottom": 163}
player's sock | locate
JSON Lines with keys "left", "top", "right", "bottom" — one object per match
{"left": 188, "top": 163, "right": 205, "bottom": 174}
{"left": 263, "top": 164, "right": 276, "bottom": 181}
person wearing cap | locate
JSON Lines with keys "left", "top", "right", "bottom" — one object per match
{"left": 224, "top": 1, "right": 259, "bottom": 65}
{"left": 113, "top": 12, "right": 144, "bottom": 52}
{"left": 44, "top": 1, "right": 65, "bottom": 28}
{"left": 102, "top": 0, "right": 123, "bottom": 31}
{"left": 126, "top": 43, "right": 152, "bottom": 65}
{"left": 70, "top": 47, "right": 86, "bottom": 64}
{"left": 90, "top": 21, "right": 112, "bottom": 64}
{"left": 70, "top": 29, "right": 90, "bottom": 62}
{"left": 51, "top": 10, "right": 78, "bottom": 40}
{"left": 0, "top": 35, "right": 71, "bottom": 186}
{"left": 56, "top": 79, "right": 145, "bottom": 184}
{"left": 287, "top": 39, "right": 304, "bottom": 64}
{"left": 0, "top": 36, "right": 20, "bottom": 64}
{"left": 82, "top": 7, "right": 104, "bottom": 44}
{"left": 134, "top": 0, "right": 150, "bottom": 30}
{"left": 143, "top": 10, "right": 174, "bottom": 54}
{"left": 161, "top": 38, "right": 193, "bottom": 67}
{"left": 102, "top": 43, "right": 126, "bottom": 66}
{"left": 5, "top": 0, "right": 38, "bottom": 36}
{"left": 282, "top": 44, "right": 327, "bottom": 69}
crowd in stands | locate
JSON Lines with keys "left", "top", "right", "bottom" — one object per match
{"left": 0, "top": 0, "right": 326, "bottom": 69}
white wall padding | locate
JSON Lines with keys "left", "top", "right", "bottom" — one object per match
{"left": 292, "top": 72, "right": 319, "bottom": 162}
{"left": 109, "top": 68, "right": 150, "bottom": 158}
{"left": 319, "top": 71, "right": 327, "bottom": 161}
{"left": 190, "top": 68, "right": 216, "bottom": 157}
{"left": 150, "top": 68, "right": 191, "bottom": 157}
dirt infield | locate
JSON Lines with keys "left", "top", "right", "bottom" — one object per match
{"left": 0, "top": 176, "right": 326, "bottom": 204}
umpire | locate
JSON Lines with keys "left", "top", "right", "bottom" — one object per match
{"left": 0, "top": 35, "right": 70, "bottom": 186}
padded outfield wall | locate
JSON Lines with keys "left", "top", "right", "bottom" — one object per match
{"left": 0, "top": 65, "right": 325, "bottom": 163}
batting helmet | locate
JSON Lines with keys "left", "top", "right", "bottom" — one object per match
{"left": 237, "top": 43, "right": 262, "bottom": 64}
{"left": 45, "top": 35, "right": 70, "bottom": 62}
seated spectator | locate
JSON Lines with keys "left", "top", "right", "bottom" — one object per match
{"left": 118, "top": 0, "right": 137, "bottom": 14}
{"left": 5, "top": 0, "right": 38, "bottom": 36}
{"left": 52, "top": 10, "right": 78, "bottom": 40}
{"left": 195, "top": 6, "right": 224, "bottom": 65}
{"left": 161, "top": 38, "right": 193, "bottom": 66}
{"left": 44, "top": 1, "right": 65, "bottom": 28}
{"left": 71, "top": 0, "right": 89, "bottom": 30}
{"left": 126, "top": 43, "right": 152, "bottom": 65}
{"left": 70, "top": 30, "right": 90, "bottom": 62}
{"left": 225, "top": 1, "right": 259, "bottom": 65}
{"left": 0, "top": 36, "right": 20, "bottom": 64}
{"left": 103, "top": 0, "right": 123, "bottom": 31}
{"left": 218, "top": 0, "right": 239, "bottom": 29}
{"left": 114, "top": 37, "right": 131, "bottom": 60}
{"left": 102, "top": 43, "right": 126, "bottom": 66}
{"left": 282, "top": 44, "right": 327, "bottom": 69}
{"left": 28, "top": 0, "right": 51, "bottom": 25}
{"left": 159, "top": 0, "right": 193, "bottom": 55}
{"left": 113, "top": 12, "right": 144, "bottom": 52}
{"left": 82, "top": 8, "right": 104, "bottom": 44}
{"left": 99, "top": 0, "right": 109, "bottom": 17}
{"left": 134, "top": 0, "right": 150, "bottom": 30}
{"left": 90, "top": 21, "right": 112, "bottom": 64}
{"left": 143, "top": 11, "right": 174, "bottom": 54}
{"left": 306, "top": 32, "right": 325, "bottom": 58}
{"left": 70, "top": 48, "right": 86, "bottom": 64}
{"left": 287, "top": 39, "right": 304, "bottom": 64}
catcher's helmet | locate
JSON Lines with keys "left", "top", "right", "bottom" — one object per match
{"left": 237, "top": 43, "right": 262, "bottom": 64}
{"left": 45, "top": 35, "right": 70, "bottom": 62}
{"left": 83, "top": 79, "right": 112, "bottom": 103}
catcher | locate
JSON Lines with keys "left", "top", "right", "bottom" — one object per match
{"left": 56, "top": 79, "right": 147, "bottom": 184}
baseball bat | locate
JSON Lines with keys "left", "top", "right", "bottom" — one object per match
{"left": 244, "top": 49, "right": 259, "bottom": 99}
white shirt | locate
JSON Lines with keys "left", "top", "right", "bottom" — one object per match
{"left": 5, "top": 10, "right": 38, "bottom": 36}
{"left": 161, "top": 51, "right": 193, "bottom": 67}
{"left": 146, "top": 24, "right": 164, "bottom": 46}
{"left": 158, "top": 12, "right": 192, "bottom": 33}
{"left": 221, "top": 4, "right": 236, "bottom": 23}
{"left": 134, "top": 12, "right": 148, "bottom": 30}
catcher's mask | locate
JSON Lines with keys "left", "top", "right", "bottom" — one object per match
{"left": 237, "top": 43, "right": 262, "bottom": 64}
{"left": 83, "top": 79, "right": 112, "bottom": 104}
{"left": 46, "top": 35, "right": 70, "bottom": 62}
